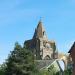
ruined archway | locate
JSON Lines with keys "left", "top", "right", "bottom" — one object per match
{"left": 44, "top": 55, "right": 51, "bottom": 60}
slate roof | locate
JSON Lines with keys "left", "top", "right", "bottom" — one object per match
{"left": 35, "top": 59, "right": 65, "bottom": 72}
{"left": 35, "top": 59, "right": 55, "bottom": 69}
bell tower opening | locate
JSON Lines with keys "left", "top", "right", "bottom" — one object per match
{"left": 43, "top": 31, "right": 46, "bottom": 36}
{"left": 43, "top": 31, "right": 45, "bottom": 36}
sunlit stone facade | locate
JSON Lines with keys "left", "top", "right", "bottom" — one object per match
{"left": 24, "top": 21, "right": 58, "bottom": 60}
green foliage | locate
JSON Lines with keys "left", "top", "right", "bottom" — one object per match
{"left": 39, "top": 69, "right": 60, "bottom": 75}
{"left": 0, "top": 42, "right": 73, "bottom": 75}
{"left": 39, "top": 70, "right": 50, "bottom": 75}
{"left": 39, "top": 68, "right": 72, "bottom": 75}
{"left": 64, "top": 69, "right": 72, "bottom": 75}
{"left": 39, "top": 63, "right": 59, "bottom": 75}
{"left": 0, "top": 63, "right": 6, "bottom": 75}
{"left": 39, "top": 61, "right": 62, "bottom": 75}
{"left": 5, "top": 42, "right": 38, "bottom": 75}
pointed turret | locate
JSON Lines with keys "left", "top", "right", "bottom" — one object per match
{"left": 33, "top": 21, "right": 48, "bottom": 40}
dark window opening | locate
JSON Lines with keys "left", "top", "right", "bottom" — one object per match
{"left": 43, "top": 31, "right": 46, "bottom": 36}
{"left": 44, "top": 55, "right": 51, "bottom": 60}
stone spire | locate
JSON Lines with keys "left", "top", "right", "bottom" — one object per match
{"left": 33, "top": 21, "right": 48, "bottom": 40}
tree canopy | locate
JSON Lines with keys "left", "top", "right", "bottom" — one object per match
{"left": 4, "top": 42, "right": 38, "bottom": 75}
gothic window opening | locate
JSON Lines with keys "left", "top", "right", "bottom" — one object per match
{"left": 46, "top": 43, "right": 51, "bottom": 49}
{"left": 43, "top": 31, "right": 46, "bottom": 36}
{"left": 44, "top": 55, "right": 51, "bottom": 60}
{"left": 43, "top": 31, "right": 45, "bottom": 35}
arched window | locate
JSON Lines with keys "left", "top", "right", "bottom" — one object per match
{"left": 44, "top": 55, "right": 51, "bottom": 60}
{"left": 43, "top": 31, "right": 45, "bottom": 36}
{"left": 46, "top": 43, "right": 51, "bottom": 48}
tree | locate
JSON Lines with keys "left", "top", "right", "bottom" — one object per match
{"left": 5, "top": 42, "right": 38, "bottom": 75}
{"left": 0, "top": 63, "right": 6, "bottom": 75}
{"left": 64, "top": 69, "right": 72, "bottom": 75}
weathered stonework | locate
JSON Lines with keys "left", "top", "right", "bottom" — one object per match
{"left": 24, "top": 21, "right": 58, "bottom": 60}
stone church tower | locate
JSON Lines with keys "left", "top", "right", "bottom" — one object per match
{"left": 24, "top": 21, "right": 58, "bottom": 60}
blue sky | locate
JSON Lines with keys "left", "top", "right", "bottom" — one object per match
{"left": 0, "top": 0, "right": 75, "bottom": 64}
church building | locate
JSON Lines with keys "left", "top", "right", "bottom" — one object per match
{"left": 24, "top": 21, "right": 58, "bottom": 60}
